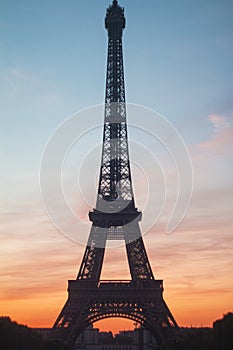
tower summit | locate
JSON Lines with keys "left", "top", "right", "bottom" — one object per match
{"left": 50, "top": 1, "right": 180, "bottom": 346}
{"left": 105, "top": 0, "right": 125, "bottom": 38}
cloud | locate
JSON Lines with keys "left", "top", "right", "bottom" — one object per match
{"left": 2, "top": 67, "right": 35, "bottom": 96}
{"left": 195, "top": 114, "right": 233, "bottom": 155}
{"left": 9, "top": 68, "right": 31, "bottom": 80}
{"left": 208, "top": 114, "right": 232, "bottom": 131}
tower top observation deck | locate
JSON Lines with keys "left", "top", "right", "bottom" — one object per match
{"left": 105, "top": 0, "right": 125, "bottom": 38}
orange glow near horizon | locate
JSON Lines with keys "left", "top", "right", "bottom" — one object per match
{"left": 1, "top": 226, "right": 233, "bottom": 333}
{"left": 1, "top": 208, "right": 232, "bottom": 334}
{"left": 93, "top": 318, "right": 135, "bottom": 334}
{"left": 1, "top": 286, "right": 232, "bottom": 332}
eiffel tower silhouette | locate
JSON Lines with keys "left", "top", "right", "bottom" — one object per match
{"left": 50, "top": 0, "right": 180, "bottom": 346}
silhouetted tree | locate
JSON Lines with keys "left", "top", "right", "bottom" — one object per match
{"left": 213, "top": 312, "right": 233, "bottom": 350}
{"left": 0, "top": 316, "right": 44, "bottom": 350}
{"left": 0, "top": 317, "right": 76, "bottom": 349}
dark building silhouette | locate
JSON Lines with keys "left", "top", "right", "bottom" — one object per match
{"left": 75, "top": 325, "right": 156, "bottom": 350}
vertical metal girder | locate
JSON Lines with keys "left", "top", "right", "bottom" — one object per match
{"left": 77, "top": 225, "right": 107, "bottom": 281}
{"left": 124, "top": 222, "right": 154, "bottom": 280}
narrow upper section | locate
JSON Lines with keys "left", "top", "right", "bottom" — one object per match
{"left": 105, "top": 0, "right": 126, "bottom": 38}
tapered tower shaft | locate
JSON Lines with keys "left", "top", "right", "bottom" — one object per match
{"left": 77, "top": 0, "right": 154, "bottom": 282}
{"left": 98, "top": 0, "right": 133, "bottom": 205}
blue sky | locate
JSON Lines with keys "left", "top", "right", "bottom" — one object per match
{"left": 1, "top": 0, "right": 232, "bottom": 139}
{"left": 0, "top": 0, "right": 233, "bottom": 330}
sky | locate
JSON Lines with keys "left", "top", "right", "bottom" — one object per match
{"left": 0, "top": 0, "right": 233, "bottom": 334}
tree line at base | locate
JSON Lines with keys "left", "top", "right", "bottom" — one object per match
{"left": 0, "top": 312, "right": 232, "bottom": 350}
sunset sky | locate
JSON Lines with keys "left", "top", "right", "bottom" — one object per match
{"left": 1, "top": 0, "right": 233, "bottom": 334}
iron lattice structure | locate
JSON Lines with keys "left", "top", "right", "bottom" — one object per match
{"left": 50, "top": 0, "right": 180, "bottom": 346}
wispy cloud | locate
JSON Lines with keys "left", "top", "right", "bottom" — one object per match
{"left": 195, "top": 114, "right": 233, "bottom": 155}
{"left": 8, "top": 67, "right": 32, "bottom": 80}
{"left": 2, "top": 67, "right": 34, "bottom": 95}
{"left": 208, "top": 114, "right": 232, "bottom": 131}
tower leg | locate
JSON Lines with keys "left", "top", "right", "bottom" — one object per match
{"left": 77, "top": 225, "right": 107, "bottom": 281}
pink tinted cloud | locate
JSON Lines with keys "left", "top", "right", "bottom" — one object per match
{"left": 196, "top": 114, "right": 233, "bottom": 155}
{"left": 208, "top": 114, "right": 231, "bottom": 131}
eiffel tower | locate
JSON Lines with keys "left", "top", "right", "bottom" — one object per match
{"left": 50, "top": 0, "right": 179, "bottom": 346}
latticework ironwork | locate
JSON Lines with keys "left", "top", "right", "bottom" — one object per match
{"left": 50, "top": 0, "right": 180, "bottom": 346}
